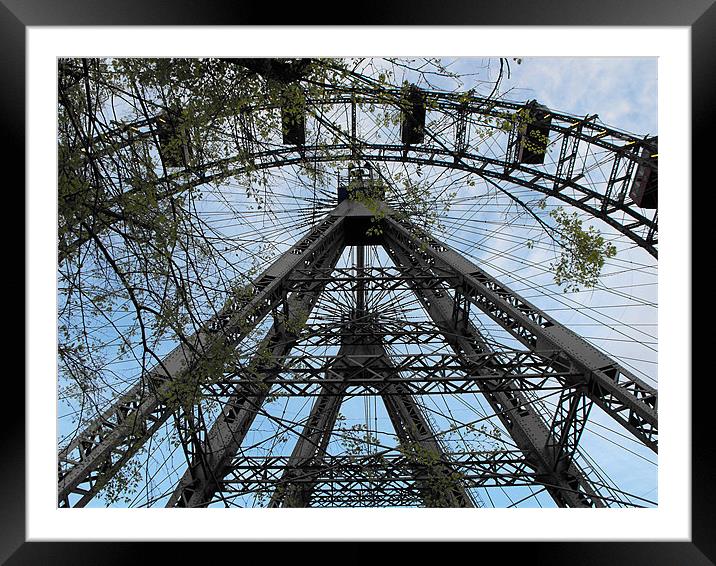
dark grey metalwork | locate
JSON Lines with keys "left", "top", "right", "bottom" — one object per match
{"left": 267, "top": 338, "right": 475, "bottom": 508}
{"left": 382, "top": 216, "right": 657, "bottom": 452}
{"left": 382, "top": 237, "right": 603, "bottom": 508}
{"left": 61, "top": 86, "right": 658, "bottom": 264}
{"left": 233, "top": 448, "right": 537, "bottom": 507}
{"left": 59, "top": 192, "right": 657, "bottom": 508}
{"left": 58, "top": 214, "right": 345, "bottom": 507}
{"left": 166, "top": 236, "right": 346, "bottom": 508}
{"left": 145, "top": 140, "right": 657, "bottom": 258}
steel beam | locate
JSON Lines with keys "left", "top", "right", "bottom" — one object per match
{"left": 546, "top": 386, "right": 592, "bottom": 473}
{"left": 166, "top": 237, "right": 345, "bottom": 507}
{"left": 184, "top": 142, "right": 657, "bottom": 257}
{"left": 199, "top": 350, "right": 579, "bottom": 398}
{"left": 58, "top": 214, "right": 345, "bottom": 507}
{"left": 267, "top": 380, "right": 345, "bottom": 508}
{"left": 64, "top": 85, "right": 658, "bottom": 261}
{"left": 383, "top": 216, "right": 658, "bottom": 452}
{"left": 383, "top": 236, "right": 604, "bottom": 507}
{"left": 380, "top": 377, "right": 476, "bottom": 507}
{"left": 221, "top": 451, "right": 538, "bottom": 507}
{"left": 59, "top": 197, "right": 656, "bottom": 508}
{"left": 268, "top": 337, "right": 474, "bottom": 508}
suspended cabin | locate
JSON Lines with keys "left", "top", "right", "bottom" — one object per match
{"left": 629, "top": 136, "right": 658, "bottom": 209}
{"left": 281, "top": 85, "right": 306, "bottom": 146}
{"left": 400, "top": 84, "right": 426, "bottom": 145}
{"left": 155, "top": 108, "right": 193, "bottom": 168}
{"left": 516, "top": 100, "right": 552, "bottom": 165}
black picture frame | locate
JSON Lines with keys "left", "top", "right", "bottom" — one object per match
{"left": 7, "top": 1, "right": 708, "bottom": 563}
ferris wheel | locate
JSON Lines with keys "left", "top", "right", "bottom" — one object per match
{"left": 57, "top": 57, "right": 658, "bottom": 509}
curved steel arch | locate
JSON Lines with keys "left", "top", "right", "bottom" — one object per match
{"left": 83, "top": 84, "right": 658, "bottom": 169}
{"left": 305, "top": 86, "right": 656, "bottom": 165}
{"left": 190, "top": 143, "right": 657, "bottom": 257}
{"left": 167, "top": 87, "right": 660, "bottom": 250}
{"left": 61, "top": 84, "right": 658, "bottom": 261}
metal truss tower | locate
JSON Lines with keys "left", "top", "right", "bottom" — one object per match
{"left": 58, "top": 183, "right": 657, "bottom": 509}
{"left": 57, "top": 65, "right": 658, "bottom": 508}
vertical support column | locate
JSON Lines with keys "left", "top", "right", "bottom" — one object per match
{"left": 453, "top": 103, "right": 468, "bottom": 164}
{"left": 553, "top": 121, "right": 582, "bottom": 193}
{"left": 351, "top": 96, "right": 357, "bottom": 160}
{"left": 355, "top": 245, "right": 366, "bottom": 318}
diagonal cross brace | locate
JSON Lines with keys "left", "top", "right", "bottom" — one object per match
{"left": 166, "top": 275, "right": 341, "bottom": 507}
{"left": 58, "top": 214, "right": 345, "bottom": 507}
{"left": 268, "top": 339, "right": 475, "bottom": 508}
{"left": 384, "top": 216, "right": 657, "bottom": 452}
{"left": 383, "top": 235, "right": 604, "bottom": 508}
{"left": 267, "top": 381, "right": 345, "bottom": 507}
{"left": 221, "top": 451, "right": 537, "bottom": 493}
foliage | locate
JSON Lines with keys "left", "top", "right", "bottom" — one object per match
{"left": 335, "top": 416, "right": 381, "bottom": 456}
{"left": 396, "top": 440, "right": 468, "bottom": 507}
{"left": 549, "top": 207, "right": 617, "bottom": 293}
{"left": 99, "top": 450, "right": 145, "bottom": 505}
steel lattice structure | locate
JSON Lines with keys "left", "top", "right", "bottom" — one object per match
{"left": 57, "top": 58, "right": 658, "bottom": 509}
{"left": 62, "top": 83, "right": 658, "bottom": 261}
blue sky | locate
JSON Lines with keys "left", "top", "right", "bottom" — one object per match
{"left": 406, "top": 56, "right": 658, "bottom": 135}
{"left": 496, "top": 57, "right": 657, "bottom": 135}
